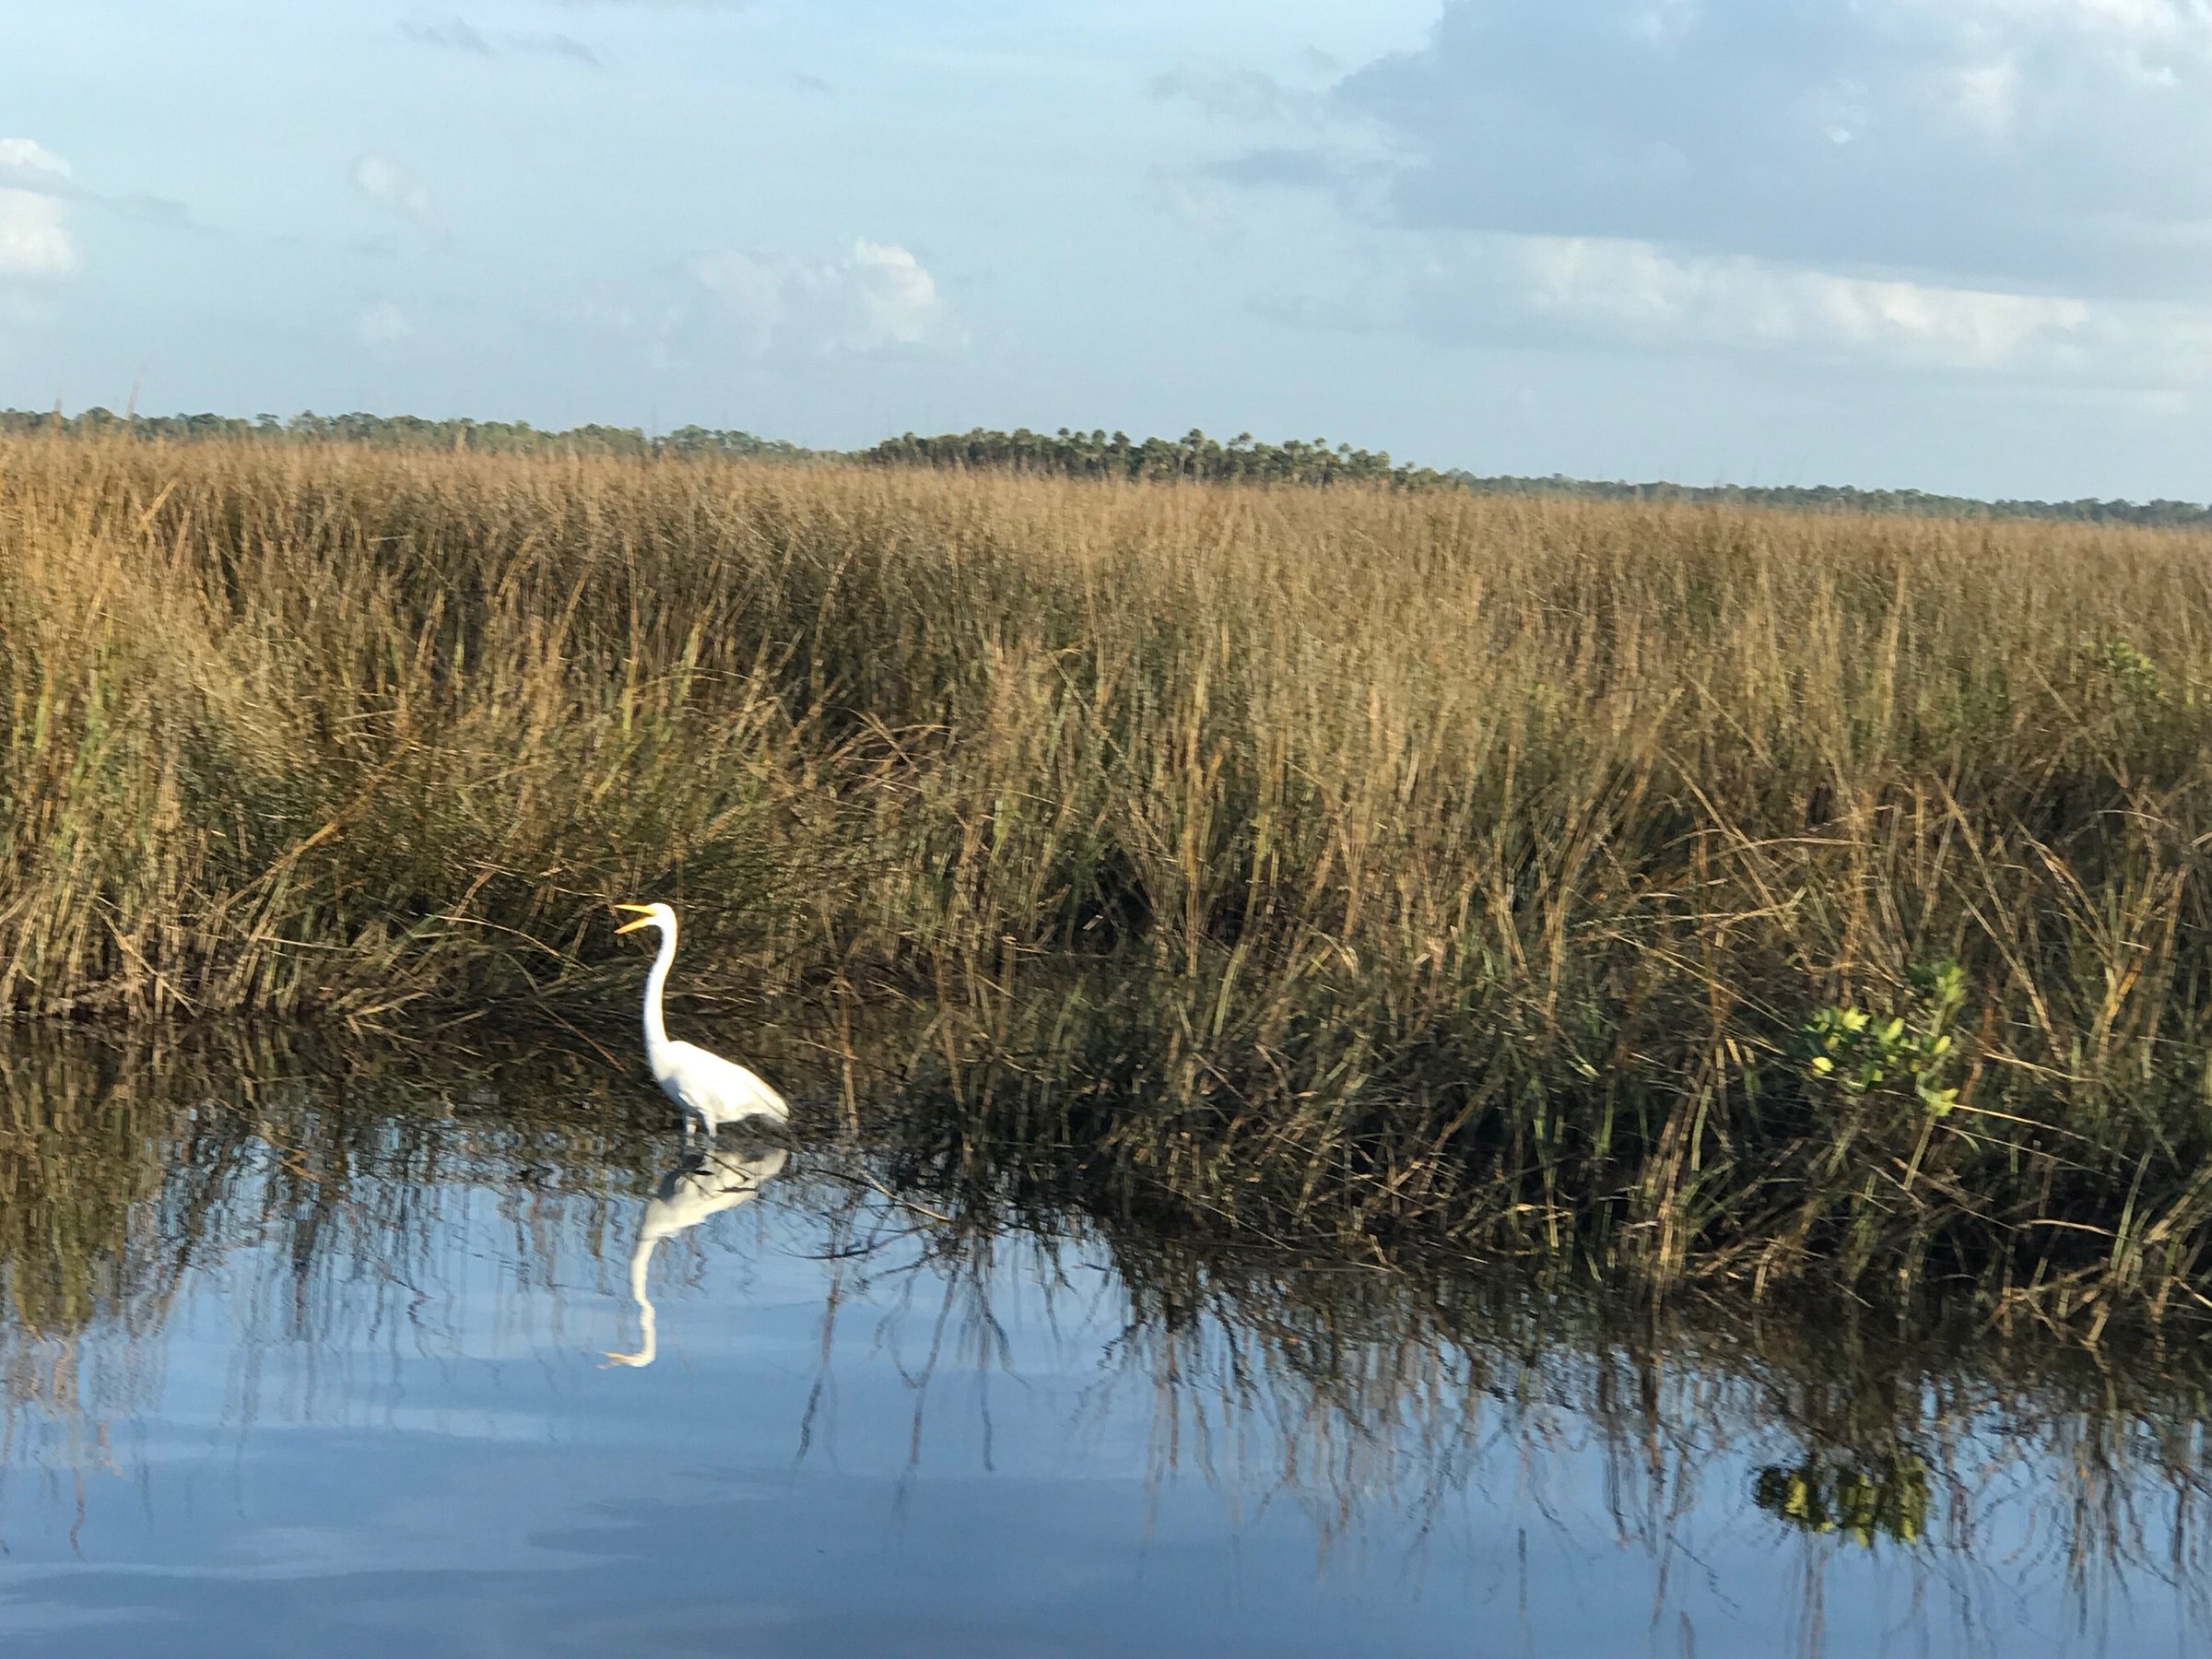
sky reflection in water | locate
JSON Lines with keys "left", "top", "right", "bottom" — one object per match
{"left": 0, "top": 1030, "right": 2207, "bottom": 1658}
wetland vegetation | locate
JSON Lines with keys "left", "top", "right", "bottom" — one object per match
{"left": 8, "top": 434, "right": 2212, "bottom": 1324}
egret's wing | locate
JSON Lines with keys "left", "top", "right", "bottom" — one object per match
{"left": 665, "top": 1041, "right": 789, "bottom": 1122}
{"left": 654, "top": 1147, "right": 790, "bottom": 1223}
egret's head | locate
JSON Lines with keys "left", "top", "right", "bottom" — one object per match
{"left": 613, "top": 901, "right": 677, "bottom": 936}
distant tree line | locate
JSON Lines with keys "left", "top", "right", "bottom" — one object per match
{"left": 1450, "top": 472, "right": 2212, "bottom": 531}
{"left": 858, "top": 426, "right": 1462, "bottom": 488}
{"left": 654, "top": 425, "right": 821, "bottom": 462}
{"left": 861, "top": 429, "right": 2212, "bottom": 525}
{"left": 4, "top": 406, "right": 2207, "bottom": 528}
{"left": 0, "top": 406, "right": 814, "bottom": 462}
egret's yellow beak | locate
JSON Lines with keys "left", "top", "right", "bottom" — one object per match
{"left": 613, "top": 903, "right": 656, "bottom": 935}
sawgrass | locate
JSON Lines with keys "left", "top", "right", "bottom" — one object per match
{"left": 8, "top": 436, "right": 2212, "bottom": 1315}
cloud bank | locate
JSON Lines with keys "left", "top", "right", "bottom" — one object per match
{"left": 1224, "top": 0, "right": 2212, "bottom": 378}
{"left": 0, "top": 138, "right": 78, "bottom": 278}
{"left": 683, "top": 239, "right": 961, "bottom": 356}
{"left": 1329, "top": 0, "right": 2212, "bottom": 299}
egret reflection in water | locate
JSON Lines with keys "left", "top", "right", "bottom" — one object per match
{"left": 603, "top": 1140, "right": 790, "bottom": 1368}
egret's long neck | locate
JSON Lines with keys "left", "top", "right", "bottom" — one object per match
{"left": 641, "top": 917, "right": 677, "bottom": 1060}
{"left": 628, "top": 1229, "right": 660, "bottom": 1307}
{"left": 606, "top": 1233, "right": 662, "bottom": 1367}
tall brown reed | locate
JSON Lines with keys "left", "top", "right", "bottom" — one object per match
{"left": 7, "top": 436, "right": 2212, "bottom": 1313}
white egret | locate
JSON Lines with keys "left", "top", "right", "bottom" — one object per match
{"left": 604, "top": 1143, "right": 790, "bottom": 1368}
{"left": 612, "top": 901, "right": 791, "bottom": 1137}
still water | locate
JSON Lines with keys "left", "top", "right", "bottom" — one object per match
{"left": 2, "top": 1030, "right": 2210, "bottom": 1657}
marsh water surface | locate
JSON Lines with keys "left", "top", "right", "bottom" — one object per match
{"left": 1, "top": 1030, "right": 2207, "bottom": 1658}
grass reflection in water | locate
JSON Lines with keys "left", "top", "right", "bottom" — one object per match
{"left": 1, "top": 1020, "right": 2210, "bottom": 1653}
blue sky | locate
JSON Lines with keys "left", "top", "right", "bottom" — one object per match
{"left": 5, "top": 0, "right": 2212, "bottom": 499}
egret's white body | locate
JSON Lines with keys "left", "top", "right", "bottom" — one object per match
{"left": 604, "top": 1142, "right": 789, "bottom": 1367}
{"left": 613, "top": 902, "right": 790, "bottom": 1136}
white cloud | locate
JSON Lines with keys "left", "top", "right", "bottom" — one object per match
{"left": 1507, "top": 236, "right": 2107, "bottom": 368}
{"left": 1628, "top": 0, "right": 1700, "bottom": 44}
{"left": 1996, "top": 0, "right": 2212, "bottom": 53}
{"left": 0, "top": 137, "right": 72, "bottom": 190}
{"left": 1947, "top": 58, "right": 2023, "bottom": 136}
{"left": 1279, "top": 229, "right": 2212, "bottom": 382}
{"left": 357, "top": 301, "right": 415, "bottom": 348}
{"left": 0, "top": 139, "right": 78, "bottom": 278}
{"left": 349, "top": 155, "right": 443, "bottom": 241}
{"left": 0, "top": 190, "right": 76, "bottom": 277}
{"left": 684, "top": 239, "right": 961, "bottom": 355}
